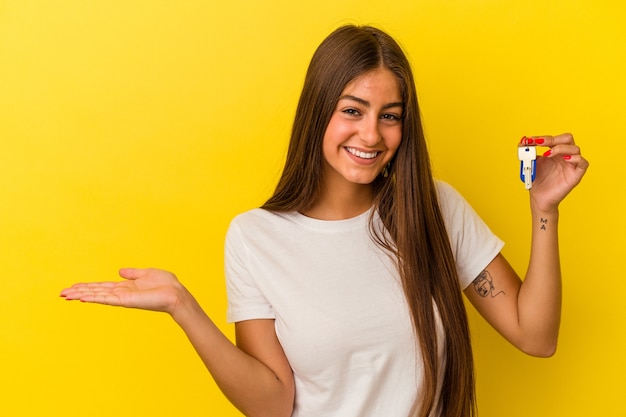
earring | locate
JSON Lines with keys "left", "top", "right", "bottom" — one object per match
{"left": 382, "top": 163, "right": 391, "bottom": 178}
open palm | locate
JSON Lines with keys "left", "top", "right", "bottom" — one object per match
{"left": 60, "top": 268, "right": 185, "bottom": 314}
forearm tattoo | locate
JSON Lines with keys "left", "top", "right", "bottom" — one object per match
{"left": 472, "top": 269, "right": 505, "bottom": 298}
{"left": 540, "top": 217, "right": 548, "bottom": 231}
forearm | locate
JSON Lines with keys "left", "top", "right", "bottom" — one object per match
{"left": 517, "top": 202, "right": 562, "bottom": 356}
{"left": 171, "top": 293, "right": 293, "bottom": 417}
{"left": 468, "top": 134, "right": 586, "bottom": 357}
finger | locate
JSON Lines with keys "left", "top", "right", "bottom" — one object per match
{"left": 562, "top": 154, "right": 590, "bottom": 171}
{"left": 118, "top": 267, "right": 145, "bottom": 280}
{"left": 63, "top": 286, "right": 123, "bottom": 301}
{"left": 520, "top": 133, "right": 575, "bottom": 147}
{"left": 60, "top": 282, "right": 116, "bottom": 296}
{"left": 73, "top": 281, "right": 118, "bottom": 289}
{"left": 519, "top": 135, "right": 552, "bottom": 146}
{"left": 541, "top": 132, "right": 575, "bottom": 147}
{"left": 61, "top": 288, "right": 105, "bottom": 300}
{"left": 78, "top": 293, "right": 126, "bottom": 306}
{"left": 540, "top": 151, "right": 587, "bottom": 169}
{"left": 542, "top": 144, "right": 581, "bottom": 158}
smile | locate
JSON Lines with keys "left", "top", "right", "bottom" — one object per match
{"left": 345, "top": 147, "right": 380, "bottom": 159}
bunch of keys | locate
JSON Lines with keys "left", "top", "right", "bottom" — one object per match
{"left": 518, "top": 145, "right": 537, "bottom": 189}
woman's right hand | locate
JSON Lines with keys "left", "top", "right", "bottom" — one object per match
{"left": 62, "top": 268, "right": 296, "bottom": 416}
{"left": 60, "top": 268, "right": 187, "bottom": 315}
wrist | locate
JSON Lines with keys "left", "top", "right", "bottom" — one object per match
{"left": 529, "top": 200, "right": 559, "bottom": 234}
{"left": 529, "top": 197, "right": 559, "bottom": 219}
{"left": 169, "top": 287, "right": 202, "bottom": 325}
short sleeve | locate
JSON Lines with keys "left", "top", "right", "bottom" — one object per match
{"left": 436, "top": 181, "right": 505, "bottom": 289}
{"left": 224, "top": 217, "right": 275, "bottom": 323}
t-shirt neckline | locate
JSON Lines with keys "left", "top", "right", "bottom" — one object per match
{"left": 285, "top": 207, "right": 373, "bottom": 231}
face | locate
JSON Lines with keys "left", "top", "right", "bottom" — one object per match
{"left": 321, "top": 68, "right": 403, "bottom": 191}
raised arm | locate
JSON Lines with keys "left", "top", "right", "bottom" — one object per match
{"left": 61, "top": 268, "right": 294, "bottom": 417}
{"left": 464, "top": 133, "right": 588, "bottom": 357}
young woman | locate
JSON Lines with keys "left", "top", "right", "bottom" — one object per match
{"left": 61, "top": 25, "right": 589, "bottom": 417}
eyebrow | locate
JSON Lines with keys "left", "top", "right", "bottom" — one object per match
{"left": 338, "top": 94, "right": 404, "bottom": 110}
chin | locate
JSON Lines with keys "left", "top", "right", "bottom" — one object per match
{"left": 348, "top": 175, "right": 379, "bottom": 185}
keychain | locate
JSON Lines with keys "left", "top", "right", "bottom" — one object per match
{"left": 518, "top": 145, "right": 537, "bottom": 189}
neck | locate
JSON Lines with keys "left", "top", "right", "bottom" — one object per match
{"left": 302, "top": 182, "right": 373, "bottom": 220}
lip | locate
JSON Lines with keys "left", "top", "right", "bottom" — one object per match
{"left": 344, "top": 146, "right": 382, "bottom": 165}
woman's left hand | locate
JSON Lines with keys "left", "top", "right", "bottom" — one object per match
{"left": 521, "top": 133, "right": 589, "bottom": 212}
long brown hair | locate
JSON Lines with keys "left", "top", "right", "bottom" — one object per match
{"left": 262, "top": 25, "right": 476, "bottom": 417}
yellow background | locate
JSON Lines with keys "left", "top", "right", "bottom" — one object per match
{"left": 1, "top": 0, "right": 624, "bottom": 416}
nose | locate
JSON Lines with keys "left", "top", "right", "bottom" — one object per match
{"left": 359, "top": 117, "right": 382, "bottom": 147}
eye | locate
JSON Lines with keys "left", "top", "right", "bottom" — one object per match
{"left": 341, "top": 108, "right": 361, "bottom": 117}
{"left": 380, "top": 113, "right": 402, "bottom": 124}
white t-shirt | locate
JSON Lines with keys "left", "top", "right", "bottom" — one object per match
{"left": 225, "top": 181, "right": 504, "bottom": 417}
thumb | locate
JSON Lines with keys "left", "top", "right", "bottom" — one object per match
{"left": 118, "top": 267, "right": 146, "bottom": 280}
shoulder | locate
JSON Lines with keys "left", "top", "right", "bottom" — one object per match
{"left": 435, "top": 179, "right": 456, "bottom": 200}
{"left": 227, "top": 208, "right": 296, "bottom": 244}
{"left": 434, "top": 179, "right": 488, "bottom": 234}
{"left": 230, "top": 208, "right": 294, "bottom": 229}
{"left": 230, "top": 208, "right": 274, "bottom": 227}
{"left": 434, "top": 180, "right": 469, "bottom": 216}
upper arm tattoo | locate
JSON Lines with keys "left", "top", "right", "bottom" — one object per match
{"left": 472, "top": 269, "right": 505, "bottom": 298}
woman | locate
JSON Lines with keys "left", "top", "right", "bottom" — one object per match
{"left": 61, "top": 25, "right": 588, "bottom": 417}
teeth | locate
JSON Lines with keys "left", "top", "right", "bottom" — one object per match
{"left": 346, "top": 147, "right": 379, "bottom": 159}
